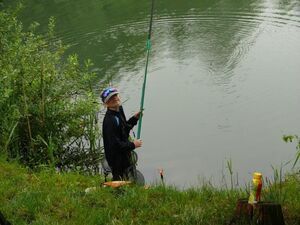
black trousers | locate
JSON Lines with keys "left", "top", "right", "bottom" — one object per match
{"left": 112, "top": 166, "right": 134, "bottom": 181}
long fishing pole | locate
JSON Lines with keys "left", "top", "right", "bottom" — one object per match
{"left": 137, "top": 0, "right": 155, "bottom": 139}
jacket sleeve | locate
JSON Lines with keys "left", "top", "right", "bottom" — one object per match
{"left": 120, "top": 106, "right": 138, "bottom": 131}
{"left": 127, "top": 116, "right": 138, "bottom": 128}
{"left": 105, "top": 116, "right": 135, "bottom": 152}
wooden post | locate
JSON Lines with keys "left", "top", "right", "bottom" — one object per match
{"left": 230, "top": 200, "right": 285, "bottom": 225}
{"left": 236, "top": 199, "right": 253, "bottom": 219}
{"left": 255, "top": 202, "right": 285, "bottom": 225}
{"left": 229, "top": 198, "right": 253, "bottom": 224}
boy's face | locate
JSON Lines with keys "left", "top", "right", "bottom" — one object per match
{"left": 106, "top": 94, "right": 121, "bottom": 108}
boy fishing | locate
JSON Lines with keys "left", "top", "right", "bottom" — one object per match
{"left": 101, "top": 87, "right": 142, "bottom": 181}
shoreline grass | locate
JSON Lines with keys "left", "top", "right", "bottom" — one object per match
{"left": 1, "top": 159, "right": 299, "bottom": 225}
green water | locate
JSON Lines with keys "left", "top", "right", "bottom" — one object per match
{"left": 3, "top": 0, "right": 300, "bottom": 187}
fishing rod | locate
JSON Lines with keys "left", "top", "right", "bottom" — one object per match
{"left": 137, "top": 0, "right": 155, "bottom": 139}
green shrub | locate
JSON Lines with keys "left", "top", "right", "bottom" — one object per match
{"left": 0, "top": 6, "right": 103, "bottom": 171}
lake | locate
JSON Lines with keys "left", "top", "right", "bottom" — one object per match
{"left": 5, "top": 0, "right": 300, "bottom": 187}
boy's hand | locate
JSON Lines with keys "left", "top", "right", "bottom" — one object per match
{"left": 133, "top": 139, "right": 142, "bottom": 148}
{"left": 134, "top": 110, "right": 144, "bottom": 119}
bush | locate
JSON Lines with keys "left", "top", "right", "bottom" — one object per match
{"left": 0, "top": 6, "right": 103, "bottom": 172}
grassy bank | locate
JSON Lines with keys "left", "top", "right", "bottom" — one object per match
{"left": 0, "top": 160, "right": 299, "bottom": 225}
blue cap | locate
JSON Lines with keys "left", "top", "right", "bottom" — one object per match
{"left": 101, "top": 87, "right": 119, "bottom": 103}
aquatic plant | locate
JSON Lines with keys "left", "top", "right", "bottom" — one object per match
{"left": 283, "top": 135, "right": 300, "bottom": 169}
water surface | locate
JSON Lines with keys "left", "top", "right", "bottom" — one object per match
{"left": 5, "top": 0, "right": 300, "bottom": 187}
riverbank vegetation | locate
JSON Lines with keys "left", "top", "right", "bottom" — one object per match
{"left": 0, "top": 6, "right": 103, "bottom": 171}
{"left": 0, "top": 159, "right": 299, "bottom": 225}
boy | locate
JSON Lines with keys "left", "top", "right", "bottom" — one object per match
{"left": 101, "top": 87, "right": 142, "bottom": 181}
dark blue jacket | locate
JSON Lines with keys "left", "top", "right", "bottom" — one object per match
{"left": 102, "top": 106, "right": 138, "bottom": 171}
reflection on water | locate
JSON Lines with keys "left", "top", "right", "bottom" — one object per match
{"left": 153, "top": 0, "right": 264, "bottom": 86}
{"left": 3, "top": 0, "right": 300, "bottom": 187}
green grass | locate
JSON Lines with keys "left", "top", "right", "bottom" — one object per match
{"left": 0, "top": 159, "right": 299, "bottom": 225}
